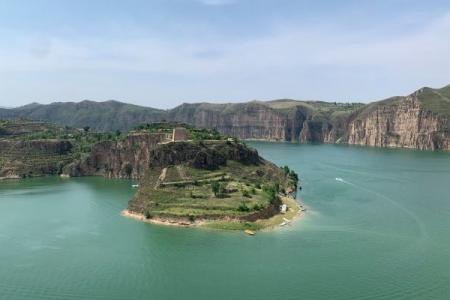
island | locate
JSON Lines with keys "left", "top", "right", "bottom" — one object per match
{"left": 0, "top": 120, "right": 302, "bottom": 231}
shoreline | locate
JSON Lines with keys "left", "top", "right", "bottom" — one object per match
{"left": 121, "top": 195, "right": 305, "bottom": 231}
{"left": 121, "top": 209, "right": 207, "bottom": 227}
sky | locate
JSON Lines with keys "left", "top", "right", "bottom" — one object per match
{"left": 0, "top": 0, "right": 450, "bottom": 108}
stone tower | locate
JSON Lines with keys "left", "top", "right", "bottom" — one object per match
{"left": 172, "top": 127, "right": 187, "bottom": 141}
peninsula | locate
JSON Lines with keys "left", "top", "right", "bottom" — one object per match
{"left": 0, "top": 120, "right": 301, "bottom": 230}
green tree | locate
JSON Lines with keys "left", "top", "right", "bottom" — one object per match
{"left": 211, "top": 181, "right": 220, "bottom": 197}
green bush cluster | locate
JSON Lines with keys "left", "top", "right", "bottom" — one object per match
{"left": 237, "top": 203, "right": 250, "bottom": 212}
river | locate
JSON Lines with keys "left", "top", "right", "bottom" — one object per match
{"left": 1, "top": 143, "right": 450, "bottom": 299}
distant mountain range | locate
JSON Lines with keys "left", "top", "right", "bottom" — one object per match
{"left": 1, "top": 84, "right": 449, "bottom": 150}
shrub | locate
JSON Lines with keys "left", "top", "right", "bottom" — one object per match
{"left": 211, "top": 181, "right": 220, "bottom": 196}
{"left": 242, "top": 189, "right": 251, "bottom": 198}
{"left": 250, "top": 187, "right": 256, "bottom": 195}
{"left": 252, "top": 203, "right": 262, "bottom": 211}
{"left": 274, "top": 183, "right": 280, "bottom": 193}
{"left": 144, "top": 211, "right": 152, "bottom": 219}
{"left": 237, "top": 203, "right": 250, "bottom": 212}
{"left": 289, "top": 170, "right": 299, "bottom": 182}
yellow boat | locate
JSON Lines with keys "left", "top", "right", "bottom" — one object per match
{"left": 244, "top": 229, "right": 255, "bottom": 236}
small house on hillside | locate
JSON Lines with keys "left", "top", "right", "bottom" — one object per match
{"left": 172, "top": 127, "right": 187, "bottom": 141}
{"left": 280, "top": 204, "right": 287, "bottom": 214}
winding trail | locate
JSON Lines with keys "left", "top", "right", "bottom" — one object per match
{"left": 154, "top": 167, "right": 167, "bottom": 189}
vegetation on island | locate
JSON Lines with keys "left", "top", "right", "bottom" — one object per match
{"left": 127, "top": 139, "right": 299, "bottom": 230}
{"left": 0, "top": 120, "right": 125, "bottom": 178}
{"left": 133, "top": 122, "right": 225, "bottom": 141}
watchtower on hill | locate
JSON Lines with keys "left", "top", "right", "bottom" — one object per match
{"left": 172, "top": 127, "right": 187, "bottom": 141}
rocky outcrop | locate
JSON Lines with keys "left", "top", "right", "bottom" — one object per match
{"left": 64, "top": 137, "right": 260, "bottom": 178}
{"left": 63, "top": 133, "right": 166, "bottom": 178}
{"left": 149, "top": 140, "right": 259, "bottom": 170}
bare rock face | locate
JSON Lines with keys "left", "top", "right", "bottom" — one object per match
{"left": 347, "top": 96, "right": 450, "bottom": 151}
{"left": 169, "top": 103, "right": 288, "bottom": 141}
{"left": 63, "top": 133, "right": 166, "bottom": 178}
{"left": 63, "top": 135, "right": 260, "bottom": 179}
{"left": 149, "top": 141, "right": 259, "bottom": 170}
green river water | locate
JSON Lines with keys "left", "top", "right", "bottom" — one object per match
{"left": 1, "top": 143, "right": 450, "bottom": 299}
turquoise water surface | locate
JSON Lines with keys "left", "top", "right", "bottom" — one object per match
{"left": 1, "top": 143, "right": 450, "bottom": 299}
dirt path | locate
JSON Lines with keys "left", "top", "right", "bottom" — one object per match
{"left": 176, "top": 165, "right": 189, "bottom": 180}
{"left": 154, "top": 167, "right": 167, "bottom": 188}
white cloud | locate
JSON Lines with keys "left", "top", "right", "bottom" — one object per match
{"left": 1, "top": 10, "right": 450, "bottom": 105}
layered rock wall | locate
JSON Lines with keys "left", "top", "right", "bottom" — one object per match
{"left": 63, "top": 133, "right": 167, "bottom": 178}
{"left": 347, "top": 96, "right": 450, "bottom": 150}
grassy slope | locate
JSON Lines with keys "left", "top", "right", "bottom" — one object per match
{"left": 129, "top": 158, "right": 295, "bottom": 225}
{"left": 417, "top": 86, "right": 450, "bottom": 117}
{"left": 349, "top": 85, "right": 450, "bottom": 120}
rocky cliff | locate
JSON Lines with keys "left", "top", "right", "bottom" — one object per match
{"left": 64, "top": 135, "right": 261, "bottom": 179}
{"left": 346, "top": 87, "right": 450, "bottom": 150}
{"left": 63, "top": 133, "right": 167, "bottom": 179}
{"left": 2, "top": 84, "right": 450, "bottom": 151}
{"left": 167, "top": 102, "right": 289, "bottom": 141}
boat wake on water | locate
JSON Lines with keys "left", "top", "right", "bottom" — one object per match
{"left": 334, "top": 176, "right": 428, "bottom": 241}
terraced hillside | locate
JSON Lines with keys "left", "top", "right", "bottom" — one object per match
{"left": 127, "top": 140, "right": 299, "bottom": 230}
{"left": 0, "top": 120, "right": 124, "bottom": 179}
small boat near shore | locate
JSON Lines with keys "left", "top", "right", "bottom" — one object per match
{"left": 244, "top": 229, "right": 255, "bottom": 236}
{"left": 131, "top": 184, "right": 139, "bottom": 188}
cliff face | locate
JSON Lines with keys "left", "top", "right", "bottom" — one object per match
{"left": 149, "top": 140, "right": 260, "bottom": 169}
{"left": 2, "top": 84, "right": 450, "bottom": 151}
{"left": 63, "top": 133, "right": 166, "bottom": 179}
{"left": 64, "top": 134, "right": 261, "bottom": 179}
{"left": 347, "top": 93, "right": 450, "bottom": 151}
{"left": 168, "top": 103, "right": 288, "bottom": 141}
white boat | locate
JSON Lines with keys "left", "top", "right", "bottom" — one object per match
{"left": 131, "top": 184, "right": 139, "bottom": 188}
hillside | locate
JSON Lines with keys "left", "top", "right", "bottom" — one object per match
{"left": 126, "top": 140, "right": 299, "bottom": 230}
{"left": 1, "top": 83, "right": 450, "bottom": 150}
{"left": 0, "top": 100, "right": 165, "bottom": 132}
{"left": 346, "top": 86, "right": 450, "bottom": 150}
